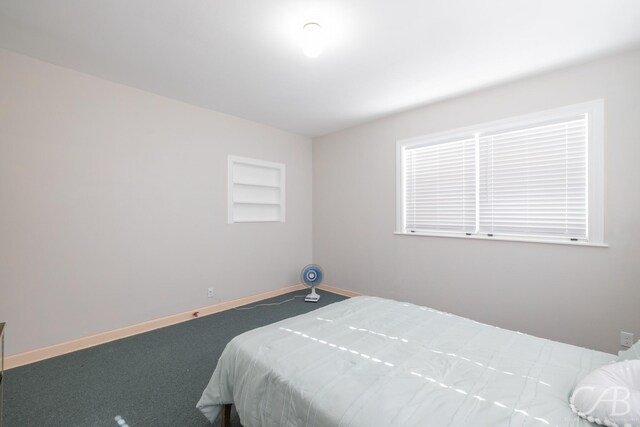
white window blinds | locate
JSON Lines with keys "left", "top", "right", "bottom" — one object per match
{"left": 400, "top": 113, "right": 589, "bottom": 241}
{"left": 478, "top": 116, "right": 587, "bottom": 239}
{"left": 403, "top": 138, "right": 477, "bottom": 233}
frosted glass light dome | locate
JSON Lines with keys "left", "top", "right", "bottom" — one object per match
{"left": 301, "top": 23, "right": 323, "bottom": 58}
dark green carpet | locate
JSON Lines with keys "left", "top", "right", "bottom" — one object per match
{"left": 4, "top": 290, "right": 346, "bottom": 427}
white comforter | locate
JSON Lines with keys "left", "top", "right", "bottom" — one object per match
{"left": 197, "top": 296, "right": 614, "bottom": 427}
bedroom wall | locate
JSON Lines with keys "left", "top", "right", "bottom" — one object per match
{"left": 313, "top": 47, "right": 640, "bottom": 354}
{"left": 0, "top": 48, "right": 312, "bottom": 356}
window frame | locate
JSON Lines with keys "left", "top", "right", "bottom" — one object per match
{"left": 395, "top": 100, "right": 605, "bottom": 247}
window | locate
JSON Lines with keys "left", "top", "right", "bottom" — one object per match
{"left": 228, "top": 156, "right": 285, "bottom": 223}
{"left": 396, "top": 100, "right": 604, "bottom": 245}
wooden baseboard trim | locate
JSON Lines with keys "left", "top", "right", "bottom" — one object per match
{"left": 5, "top": 283, "right": 360, "bottom": 370}
{"left": 318, "top": 283, "right": 364, "bottom": 298}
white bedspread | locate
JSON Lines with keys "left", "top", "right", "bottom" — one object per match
{"left": 197, "top": 296, "right": 614, "bottom": 426}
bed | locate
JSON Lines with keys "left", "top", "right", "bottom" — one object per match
{"left": 197, "top": 296, "right": 615, "bottom": 426}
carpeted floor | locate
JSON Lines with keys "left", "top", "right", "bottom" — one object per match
{"left": 3, "top": 290, "right": 346, "bottom": 427}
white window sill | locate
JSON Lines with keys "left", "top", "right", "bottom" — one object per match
{"left": 394, "top": 232, "right": 608, "bottom": 248}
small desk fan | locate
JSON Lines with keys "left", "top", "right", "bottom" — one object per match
{"left": 301, "top": 264, "right": 323, "bottom": 303}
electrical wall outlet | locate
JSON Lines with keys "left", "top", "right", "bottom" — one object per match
{"left": 620, "top": 331, "right": 634, "bottom": 348}
{"left": 207, "top": 287, "right": 214, "bottom": 298}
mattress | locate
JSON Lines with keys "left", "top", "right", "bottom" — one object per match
{"left": 197, "top": 296, "right": 614, "bottom": 426}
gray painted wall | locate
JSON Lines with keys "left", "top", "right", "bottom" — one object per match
{"left": 313, "top": 48, "right": 640, "bottom": 354}
{"left": 2, "top": 46, "right": 638, "bottom": 358}
{"left": 0, "top": 49, "right": 312, "bottom": 356}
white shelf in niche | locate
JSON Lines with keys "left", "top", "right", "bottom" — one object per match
{"left": 228, "top": 156, "right": 285, "bottom": 224}
{"left": 233, "top": 201, "right": 281, "bottom": 206}
{"left": 232, "top": 182, "right": 281, "bottom": 189}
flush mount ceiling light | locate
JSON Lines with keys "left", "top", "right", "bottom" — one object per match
{"left": 301, "top": 22, "right": 323, "bottom": 58}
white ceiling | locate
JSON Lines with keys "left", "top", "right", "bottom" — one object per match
{"left": 1, "top": 1, "right": 640, "bottom": 137}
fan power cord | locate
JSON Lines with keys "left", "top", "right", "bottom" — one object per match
{"left": 233, "top": 295, "right": 307, "bottom": 311}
